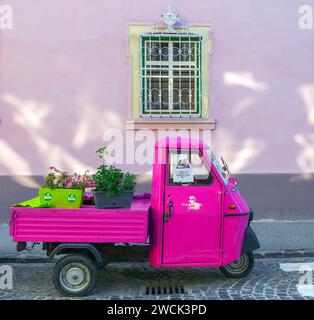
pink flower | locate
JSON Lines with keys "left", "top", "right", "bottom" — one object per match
{"left": 66, "top": 182, "right": 73, "bottom": 188}
{"left": 71, "top": 176, "right": 79, "bottom": 182}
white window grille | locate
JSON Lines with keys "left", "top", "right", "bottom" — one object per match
{"left": 140, "top": 33, "right": 202, "bottom": 117}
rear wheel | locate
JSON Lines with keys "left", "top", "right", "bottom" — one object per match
{"left": 53, "top": 254, "right": 98, "bottom": 296}
{"left": 220, "top": 253, "right": 254, "bottom": 278}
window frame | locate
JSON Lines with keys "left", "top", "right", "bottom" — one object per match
{"left": 167, "top": 148, "right": 214, "bottom": 187}
{"left": 140, "top": 35, "right": 202, "bottom": 117}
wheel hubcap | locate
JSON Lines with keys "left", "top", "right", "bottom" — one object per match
{"left": 66, "top": 267, "right": 85, "bottom": 286}
{"left": 224, "top": 254, "right": 249, "bottom": 275}
{"left": 60, "top": 263, "right": 90, "bottom": 292}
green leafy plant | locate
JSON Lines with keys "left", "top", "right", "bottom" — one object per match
{"left": 96, "top": 146, "right": 110, "bottom": 165}
{"left": 123, "top": 172, "right": 136, "bottom": 191}
{"left": 92, "top": 165, "right": 123, "bottom": 196}
{"left": 44, "top": 172, "right": 58, "bottom": 189}
{"left": 92, "top": 147, "right": 137, "bottom": 196}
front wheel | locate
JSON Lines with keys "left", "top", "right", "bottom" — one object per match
{"left": 53, "top": 254, "right": 98, "bottom": 296}
{"left": 220, "top": 253, "right": 254, "bottom": 278}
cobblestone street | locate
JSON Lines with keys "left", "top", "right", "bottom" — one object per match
{"left": 0, "top": 257, "right": 314, "bottom": 300}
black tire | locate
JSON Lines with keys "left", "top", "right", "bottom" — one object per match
{"left": 53, "top": 254, "right": 98, "bottom": 296}
{"left": 219, "top": 253, "right": 254, "bottom": 278}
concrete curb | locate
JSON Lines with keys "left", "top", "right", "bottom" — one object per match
{"left": 0, "top": 254, "right": 49, "bottom": 264}
{"left": 0, "top": 258, "right": 49, "bottom": 264}
{"left": 1, "top": 250, "right": 314, "bottom": 264}
{"left": 255, "top": 250, "right": 314, "bottom": 259}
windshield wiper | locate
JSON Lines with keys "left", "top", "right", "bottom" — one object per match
{"left": 221, "top": 157, "right": 231, "bottom": 175}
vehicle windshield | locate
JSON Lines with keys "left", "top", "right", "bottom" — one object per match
{"left": 205, "top": 148, "right": 229, "bottom": 185}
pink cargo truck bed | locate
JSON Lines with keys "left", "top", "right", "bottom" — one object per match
{"left": 9, "top": 199, "right": 150, "bottom": 244}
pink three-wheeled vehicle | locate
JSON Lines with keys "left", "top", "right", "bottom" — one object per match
{"left": 9, "top": 137, "right": 260, "bottom": 296}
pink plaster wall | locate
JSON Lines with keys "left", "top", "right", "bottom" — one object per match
{"left": 0, "top": 0, "right": 313, "bottom": 176}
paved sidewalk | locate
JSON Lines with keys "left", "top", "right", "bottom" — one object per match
{"left": 2, "top": 220, "right": 314, "bottom": 259}
{"left": 0, "top": 258, "right": 313, "bottom": 300}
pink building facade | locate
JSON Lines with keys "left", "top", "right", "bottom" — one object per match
{"left": 0, "top": 0, "right": 314, "bottom": 221}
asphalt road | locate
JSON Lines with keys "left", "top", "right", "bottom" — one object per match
{"left": 0, "top": 258, "right": 313, "bottom": 300}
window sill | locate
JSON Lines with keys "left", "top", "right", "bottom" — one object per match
{"left": 126, "top": 118, "right": 216, "bottom": 130}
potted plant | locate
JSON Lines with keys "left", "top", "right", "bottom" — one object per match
{"left": 92, "top": 147, "right": 136, "bottom": 208}
{"left": 39, "top": 167, "right": 92, "bottom": 208}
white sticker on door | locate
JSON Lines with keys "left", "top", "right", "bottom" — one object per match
{"left": 173, "top": 158, "right": 194, "bottom": 183}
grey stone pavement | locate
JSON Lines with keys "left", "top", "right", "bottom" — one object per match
{"left": 0, "top": 258, "right": 314, "bottom": 300}
{"left": 2, "top": 218, "right": 314, "bottom": 300}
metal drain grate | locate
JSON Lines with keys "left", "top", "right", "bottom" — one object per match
{"left": 144, "top": 284, "right": 186, "bottom": 296}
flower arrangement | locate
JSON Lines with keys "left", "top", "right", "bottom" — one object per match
{"left": 92, "top": 147, "right": 136, "bottom": 197}
{"left": 40, "top": 167, "right": 93, "bottom": 208}
{"left": 44, "top": 167, "right": 94, "bottom": 190}
{"left": 39, "top": 146, "right": 137, "bottom": 209}
{"left": 92, "top": 146, "right": 136, "bottom": 208}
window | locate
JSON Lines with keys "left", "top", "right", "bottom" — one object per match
{"left": 206, "top": 148, "right": 229, "bottom": 185}
{"left": 168, "top": 149, "right": 214, "bottom": 186}
{"left": 140, "top": 35, "right": 202, "bottom": 117}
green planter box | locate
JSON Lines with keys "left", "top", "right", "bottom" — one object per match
{"left": 39, "top": 187, "right": 83, "bottom": 208}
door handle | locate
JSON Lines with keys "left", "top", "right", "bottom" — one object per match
{"left": 164, "top": 200, "right": 174, "bottom": 222}
{"left": 168, "top": 200, "right": 174, "bottom": 217}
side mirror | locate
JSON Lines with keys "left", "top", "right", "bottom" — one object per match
{"left": 228, "top": 177, "right": 238, "bottom": 186}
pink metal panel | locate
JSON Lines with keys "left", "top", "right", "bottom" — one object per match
{"left": 155, "top": 137, "right": 208, "bottom": 150}
{"left": 149, "top": 137, "right": 250, "bottom": 268}
{"left": 162, "top": 148, "right": 223, "bottom": 265}
{"left": 10, "top": 199, "right": 150, "bottom": 243}
{"left": 223, "top": 184, "right": 250, "bottom": 215}
{"left": 148, "top": 143, "right": 167, "bottom": 267}
{"left": 221, "top": 215, "right": 249, "bottom": 265}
